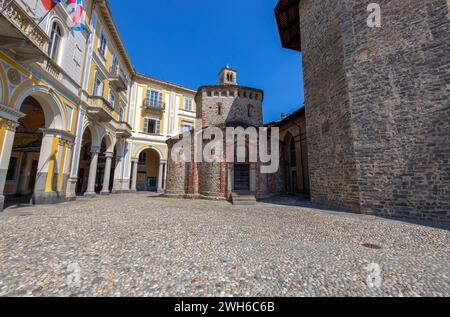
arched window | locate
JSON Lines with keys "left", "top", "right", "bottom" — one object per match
{"left": 48, "top": 22, "right": 62, "bottom": 61}
{"left": 247, "top": 104, "right": 252, "bottom": 117}
{"left": 290, "top": 139, "right": 297, "bottom": 167}
{"left": 218, "top": 102, "right": 222, "bottom": 115}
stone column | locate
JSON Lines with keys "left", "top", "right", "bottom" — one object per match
{"left": 67, "top": 109, "right": 85, "bottom": 200}
{"left": 33, "top": 131, "right": 57, "bottom": 204}
{"left": 17, "top": 152, "right": 30, "bottom": 194}
{"left": 112, "top": 155, "right": 123, "bottom": 194}
{"left": 12, "top": 152, "right": 25, "bottom": 194}
{"left": 0, "top": 119, "right": 20, "bottom": 211}
{"left": 130, "top": 159, "right": 138, "bottom": 192}
{"left": 163, "top": 162, "right": 168, "bottom": 190}
{"left": 227, "top": 164, "right": 233, "bottom": 197}
{"left": 157, "top": 161, "right": 164, "bottom": 193}
{"left": 62, "top": 141, "right": 73, "bottom": 196}
{"left": 100, "top": 152, "right": 113, "bottom": 195}
{"left": 84, "top": 146, "right": 100, "bottom": 197}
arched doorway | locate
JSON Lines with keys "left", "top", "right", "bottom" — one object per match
{"left": 1, "top": 86, "right": 67, "bottom": 209}
{"left": 283, "top": 131, "right": 310, "bottom": 195}
{"left": 232, "top": 141, "right": 254, "bottom": 193}
{"left": 284, "top": 133, "right": 298, "bottom": 193}
{"left": 76, "top": 129, "right": 117, "bottom": 196}
{"left": 136, "top": 148, "right": 161, "bottom": 192}
{"left": 3, "top": 97, "right": 44, "bottom": 206}
{"left": 76, "top": 127, "right": 93, "bottom": 195}
{"left": 96, "top": 135, "right": 116, "bottom": 194}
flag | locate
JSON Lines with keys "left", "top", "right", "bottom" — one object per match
{"left": 68, "top": 0, "right": 86, "bottom": 31}
{"left": 41, "top": 0, "right": 61, "bottom": 11}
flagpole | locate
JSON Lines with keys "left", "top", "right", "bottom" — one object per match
{"left": 26, "top": 6, "right": 54, "bottom": 37}
{"left": 0, "top": 0, "right": 15, "bottom": 15}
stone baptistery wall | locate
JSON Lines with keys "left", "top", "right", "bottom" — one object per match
{"left": 299, "top": 0, "right": 450, "bottom": 221}
{"left": 165, "top": 67, "right": 270, "bottom": 201}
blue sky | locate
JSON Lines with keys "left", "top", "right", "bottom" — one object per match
{"left": 109, "top": 0, "right": 304, "bottom": 123}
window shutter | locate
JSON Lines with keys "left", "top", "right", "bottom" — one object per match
{"left": 119, "top": 107, "right": 123, "bottom": 121}
{"left": 156, "top": 120, "right": 161, "bottom": 134}
{"left": 144, "top": 118, "right": 149, "bottom": 133}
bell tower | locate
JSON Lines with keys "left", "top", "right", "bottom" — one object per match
{"left": 219, "top": 66, "right": 237, "bottom": 85}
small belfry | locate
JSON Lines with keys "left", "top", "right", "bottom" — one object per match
{"left": 219, "top": 66, "right": 238, "bottom": 85}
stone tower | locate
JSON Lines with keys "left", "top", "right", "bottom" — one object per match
{"left": 276, "top": 0, "right": 450, "bottom": 221}
{"left": 166, "top": 67, "right": 268, "bottom": 202}
{"left": 197, "top": 67, "right": 264, "bottom": 129}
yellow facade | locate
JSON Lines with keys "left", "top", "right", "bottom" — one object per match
{"left": 0, "top": 0, "right": 198, "bottom": 208}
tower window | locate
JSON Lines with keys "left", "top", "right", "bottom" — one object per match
{"left": 218, "top": 103, "right": 222, "bottom": 115}
{"left": 247, "top": 104, "right": 253, "bottom": 117}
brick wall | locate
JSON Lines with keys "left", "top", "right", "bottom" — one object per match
{"left": 196, "top": 87, "right": 263, "bottom": 128}
{"left": 301, "top": 0, "right": 450, "bottom": 220}
{"left": 301, "top": 0, "right": 362, "bottom": 212}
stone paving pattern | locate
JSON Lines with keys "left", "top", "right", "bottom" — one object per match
{"left": 0, "top": 194, "right": 448, "bottom": 297}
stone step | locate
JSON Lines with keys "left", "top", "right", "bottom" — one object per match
{"left": 231, "top": 192, "right": 257, "bottom": 206}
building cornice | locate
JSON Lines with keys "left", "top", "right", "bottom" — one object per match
{"left": 0, "top": 104, "right": 25, "bottom": 122}
{"left": 195, "top": 84, "right": 264, "bottom": 102}
{"left": 94, "top": 0, "right": 135, "bottom": 74}
{"left": 134, "top": 73, "right": 197, "bottom": 94}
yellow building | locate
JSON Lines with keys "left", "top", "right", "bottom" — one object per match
{"left": 0, "top": 0, "right": 197, "bottom": 210}
{"left": 129, "top": 74, "right": 196, "bottom": 192}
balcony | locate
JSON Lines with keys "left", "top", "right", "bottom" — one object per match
{"left": 0, "top": 0, "right": 50, "bottom": 63}
{"left": 116, "top": 121, "right": 132, "bottom": 138}
{"left": 86, "top": 96, "right": 115, "bottom": 122}
{"left": 142, "top": 98, "right": 165, "bottom": 114}
{"left": 109, "top": 66, "right": 128, "bottom": 92}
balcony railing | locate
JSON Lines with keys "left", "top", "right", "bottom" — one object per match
{"left": 0, "top": 0, "right": 50, "bottom": 63}
{"left": 109, "top": 66, "right": 128, "bottom": 92}
{"left": 116, "top": 121, "right": 132, "bottom": 138}
{"left": 87, "top": 95, "right": 114, "bottom": 122}
{"left": 142, "top": 98, "right": 165, "bottom": 114}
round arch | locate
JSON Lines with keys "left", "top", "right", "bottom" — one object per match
{"left": 82, "top": 122, "right": 102, "bottom": 148}
{"left": 47, "top": 15, "right": 70, "bottom": 35}
{"left": 12, "top": 85, "right": 67, "bottom": 131}
{"left": 100, "top": 133, "right": 116, "bottom": 153}
{"left": 134, "top": 145, "right": 163, "bottom": 161}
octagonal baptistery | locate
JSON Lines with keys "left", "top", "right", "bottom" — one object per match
{"left": 165, "top": 66, "right": 269, "bottom": 201}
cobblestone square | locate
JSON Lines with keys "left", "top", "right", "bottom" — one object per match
{"left": 0, "top": 194, "right": 448, "bottom": 297}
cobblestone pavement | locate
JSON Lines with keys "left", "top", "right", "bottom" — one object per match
{"left": 0, "top": 194, "right": 448, "bottom": 297}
